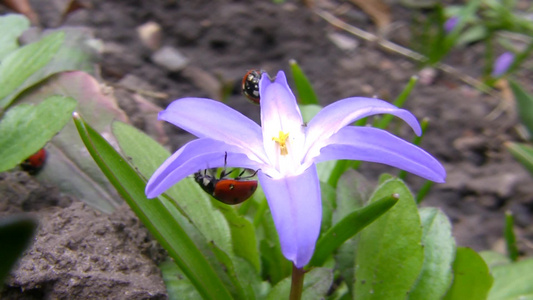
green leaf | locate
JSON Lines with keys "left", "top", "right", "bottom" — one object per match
{"left": 309, "top": 194, "right": 398, "bottom": 267}
{"left": 510, "top": 80, "right": 533, "bottom": 137}
{"left": 111, "top": 121, "right": 234, "bottom": 257}
{"left": 456, "top": 25, "right": 488, "bottom": 46}
{"left": 504, "top": 211, "right": 519, "bottom": 261}
{"left": 159, "top": 258, "right": 202, "bottom": 300}
{"left": 488, "top": 258, "right": 533, "bottom": 300}
{"left": 354, "top": 178, "right": 424, "bottom": 300}
{"left": 73, "top": 114, "right": 233, "bottom": 300}
{"left": 333, "top": 169, "right": 371, "bottom": 224}
{"left": 442, "top": 247, "right": 493, "bottom": 300}
{"left": 0, "top": 96, "right": 76, "bottom": 172}
{"left": 1, "top": 27, "right": 99, "bottom": 111}
{"left": 505, "top": 142, "right": 533, "bottom": 176}
{"left": 0, "top": 32, "right": 64, "bottom": 109}
{"left": 408, "top": 208, "right": 456, "bottom": 300}
{"left": 319, "top": 181, "right": 336, "bottom": 234}
{"left": 212, "top": 201, "right": 261, "bottom": 272}
{"left": 0, "top": 14, "right": 30, "bottom": 61}
{"left": 289, "top": 59, "right": 319, "bottom": 105}
{"left": 479, "top": 251, "right": 511, "bottom": 269}
{"left": 0, "top": 215, "right": 37, "bottom": 284}
{"left": 299, "top": 104, "right": 321, "bottom": 124}
{"left": 375, "top": 76, "right": 418, "bottom": 130}
{"left": 265, "top": 268, "right": 333, "bottom": 300}
{"left": 17, "top": 71, "right": 129, "bottom": 213}
{"left": 112, "top": 121, "right": 265, "bottom": 299}
{"left": 259, "top": 205, "right": 292, "bottom": 284}
{"left": 210, "top": 243, "right": 258, "bottom": 299}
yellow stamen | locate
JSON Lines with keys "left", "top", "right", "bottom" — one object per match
{"left": 272, "top": 131, "right": 289, "bottom": 155}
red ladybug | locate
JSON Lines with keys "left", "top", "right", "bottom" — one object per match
{"left": 242, "top": 69, "right": 262, "bottom": 104}
{"left": 194, "top": 154, "right": 258, "bottom": 205}
{"left": 21, "top": 148, "right": 47, "bottom": 175}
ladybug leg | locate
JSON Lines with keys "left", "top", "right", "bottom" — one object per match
{"left": 236, "top": 169, "right": 259, "bottom": 180}
{"left": 220, "top": 168, "right": 236, "bottom": 178}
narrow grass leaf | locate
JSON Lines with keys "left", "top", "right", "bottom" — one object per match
{"left": 73, "top": 115, "right": 233, "bottom": 300}
{"left": 375, "top": 76, "right": 418, "bottom": 130}
{"left": 510, "top": 80, "right": 533, "bottom": 137}
{"left": 289, "top": 59, "right": 319, "bottom": 105}
{"left": 112, "top": 121, "right": 264, "bottom": 299}
{"left": 159, "top": 258, "right": 202, "bottom": 300}
{"left": 504, "top": 211, "right": 519, "bottom": 261}
{"left": 309, "top": 194, "right": 398, "bottom": 267}
{"left": 505, "top": 142, "right": 533, "bottom": 176}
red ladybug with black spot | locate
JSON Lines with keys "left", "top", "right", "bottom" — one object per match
{"left": 194, "top": 154, "right": 258, "bottom": 205}
{"left": 20, "top": 148, "right": 47, "bottom": 175}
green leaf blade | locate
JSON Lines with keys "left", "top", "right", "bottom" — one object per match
{"left": 505, "top": 142, "right": 533, "bottom": 176}
{"left": 0, "top": 14, "right": 30, "bottom": 60}
{"left": 488, "top": 258, "right": 533, "bottom": 300}
{"left": 0, "top": 96, "right": 77, "bottom": 172}
{"left": 510, "top": 80, "right": 533, "bottom": 137}
{"left": 408, "top": 207, "right": 456, "bottom": 300}
{"left": 73, "top": 115, "right": 233, "bottom": 300}
{"left": 442, "top": 247, "right": 493, "bottom": 300}
{"left": 0, "top": 32, "right": 64, "bottom": 108}
{"left": 265, "top": 268, "right": 332, "bottom": 300}
{"left": 309, "top": 194, "right": 398, "bottom": 267}
{"left": 289, "top": 60, "right": 319, "bottom": 105}
{"left": 354, "top": 178, "right": 424, "bottom": 300}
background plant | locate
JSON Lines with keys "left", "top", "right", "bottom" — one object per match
{"left": 411, "top": 0, "right": 533, "bottom": 84}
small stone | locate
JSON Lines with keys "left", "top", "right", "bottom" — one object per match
{"left": 136, "top": 21, "right": 162, "bottom": 51}
{"left": 151, "top": 46, "right": 189, "bottom": 72}
{"left": 466, "top": 173, "right": 520, "bottom": 198}
{"left": 327, "top": 32, "right": 359, "bottom": 52}
{"left": 418, "top": 67, "right": 438, "bottom": 85}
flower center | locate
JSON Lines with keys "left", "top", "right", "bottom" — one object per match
{"left": 272, "top": 131, "right": 289, "bottom": 155}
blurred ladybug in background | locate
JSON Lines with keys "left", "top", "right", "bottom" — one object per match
{"left": 242, "top": 69, "right": 263, "bottom": 104}
{"left": 194, "top": 153, "right": 258, "bottom": 205}
{"left": 21, "top": 148, "right": 47, "bottom": 175}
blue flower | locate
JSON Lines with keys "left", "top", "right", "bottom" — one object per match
{"left": 444, "top": 16, "right": 459, "bottom": 33}
{"left": 146, "top": 70, "right": 446, "bottom": 268}
{"left": 492, "top": 52, "right": 514, "bottom": 77}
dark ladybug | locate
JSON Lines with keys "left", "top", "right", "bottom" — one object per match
{"left": 194, "top": 153, "right": 258, "bottom": 205}
{"left": 21, "top": 148, "right": 47, "bottom": 175}
{"left": 242, "top": 69, "right": 262, "bottom": 104}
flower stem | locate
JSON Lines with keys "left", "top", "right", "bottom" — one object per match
{"left": 290, "top": 264, "right": 305, "bottom": 300}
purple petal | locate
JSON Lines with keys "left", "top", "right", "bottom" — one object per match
{"left": 492, "top": 52, "right": 514, "bottom": 77}
{"left": 444, "top": 16, "right": 459, "bottom": 33}
{"left": 146, "top": 138, "right": 261, "bottom": 198}
{"left": 159, "top": 98, "right": 267, "bottom": 162}
{"left": 259, "top": 71, "right": 305, "bottom": 163}
{"left": 314, "top": 126, "right": 446, "bottom": 183}
{"left": 259, "top": 71, "right": 303, "bottom": 129}
{"left": 305, "top": 98, "right": 421, "bottom": 161}
{"left": 258, "top": 165, "right": 321, "bottom": 268}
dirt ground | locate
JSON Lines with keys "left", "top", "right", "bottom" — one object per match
{"left": 1, "top": 0, "right": 533, "bottom": 298}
